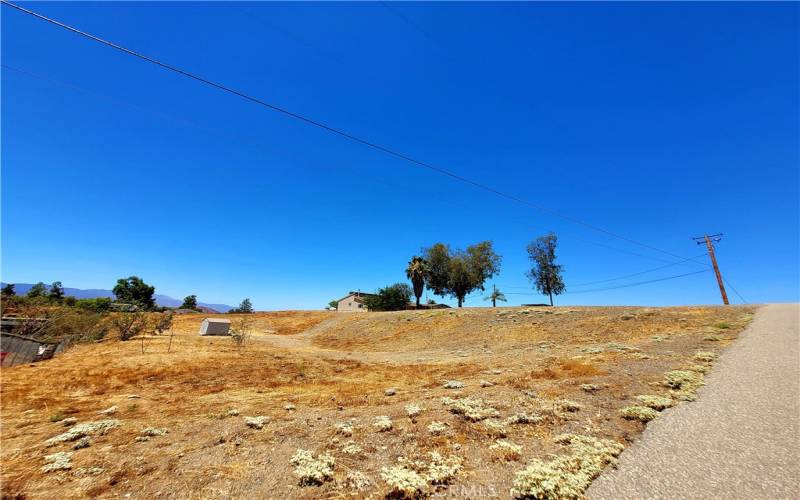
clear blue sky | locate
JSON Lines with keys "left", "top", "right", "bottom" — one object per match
{"left": 2, "top": 1, "right": 798, "bottom": 310}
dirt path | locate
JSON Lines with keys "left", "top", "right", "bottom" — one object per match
{"left": 250, "top": 316, "right": 462, "bottom": 364}
{"left": 588, "top": 303, "right": 800, "bottom": 499}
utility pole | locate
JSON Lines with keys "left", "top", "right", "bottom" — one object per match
{"left": 692, "top": 233, "right": 729, "bottom": 305}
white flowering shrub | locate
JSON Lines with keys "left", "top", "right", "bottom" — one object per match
{"left": 373, "top": 416, "right": 393, "bottom": 432}
{"left": 620, "top": 406, "right": 659, "bottom": 422}
{"left": 425, "top": 452, "right": 462, "bottom": 484}
{"left": 442, "top": 397, "right": 499, "bottom": 421}
{"left": 290, "top": 449, "right": 335, "bottom": 486}
{"left": 381, "top": 452, "right": 462, "bottom": 496}
{"left": 506, "top": 412, "right": 543, "bottom": 425}
{"left": 342, "top": 442, "right": 362, "bottom": 455}
{"left": 663, "top": 370, "right": 704, "bottom": 401}
{"left": 427, "top": 421, "right": 448, "bottom": 436}
{"left": 483, "top": 419, "right": 508, "bottom": 438}
{"left": 634, "top": 395, "right": 674, "bottom": 411}
{"left": 405, "top": 403, "right": 423, "bottom": 419}
{"left": 689, "top": 364, "right": 711, "bottom": 374}
{"left": 335, "top": 421, "right": 354, "bottom": 437}
{"left": 42, "top": 452, "right": 72, "bottom": 472}
{"left": 512, "top": 434, "right": 623, "bottom": 499}
{"left": 694, "top": 351, "right": 718, "bottom": 363}
{"left": 490, "top": 439, "right": 523, "bottom": 461}
{"left": 46, "top": 420, "right": 120, "bottom": 446}
{"left": 380, "top": 465, "right": 427, "bottom": 497}
{"left": 344, "top": 470, "right": 372, "bottom": 491}
{"left": 663, "top": 370, "right": 700, "bottom": 389}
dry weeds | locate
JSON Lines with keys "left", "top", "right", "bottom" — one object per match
{"left": 1, "top": 305, "right": 753, "bottom": 498}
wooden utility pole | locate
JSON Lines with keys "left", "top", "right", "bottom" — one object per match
{"left": 693, "top": 234, "right": 729, "bottom": 305}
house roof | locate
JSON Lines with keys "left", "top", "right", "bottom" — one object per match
{"left": 336, "top": 291, "right": 377, "bottom": 303}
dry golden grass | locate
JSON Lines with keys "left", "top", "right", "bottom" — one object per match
{"left": 1, "top": 305, "right": 754, "bottom": 499}
{"left": 170, "top": 310, "right": 332, "bottom": 336}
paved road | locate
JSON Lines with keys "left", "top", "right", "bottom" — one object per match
{"left": 588, "top": 303, "right": 800, "bottom": 500}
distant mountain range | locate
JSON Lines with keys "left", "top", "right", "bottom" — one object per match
{"left": 3, "top": 283, "right": 233, "bottom": 313}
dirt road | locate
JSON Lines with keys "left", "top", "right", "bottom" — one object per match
{"left": 588, "top": 303, "right": 800, "bottom": 499}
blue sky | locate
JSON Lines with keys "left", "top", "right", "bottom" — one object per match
{"left": 2, "top": 1, "right": 798, "bottom": 310}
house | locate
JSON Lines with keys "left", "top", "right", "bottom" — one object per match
{"left": 199, "top": 318, "right": 231, "bottom": 336}
{"left": 336, "top": 291, "right": 452, "bottom": 312}
{"left": 336, "top": 291, "right": 376, "bottom": 312}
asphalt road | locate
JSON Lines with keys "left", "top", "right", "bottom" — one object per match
{"left": 588, "top": 303, "right": 800, "bottom": 500}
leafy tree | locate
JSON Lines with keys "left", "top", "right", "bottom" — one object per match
{"left": 422, "top": 241, "right": 502, "bottom": 307}
{"left": 238, "top": 298, "right": 254, "bottom": 313}
{"left": 423, "top": 243, "right": 451, "bottom": 298}
{"left": 113, "top": 276, "right": 156, "bottom": 310}
{"left": 48, "top": 281, "right": 64, "bottom": 301}
{"left": 63, "top": 296, "right": 77, "bottom": 307}
{"left": 1, "top": 284, "right": 15, "bottom": 297}
{"left": 181, "top": 295, "right": 198, "bottom": 310}
{"left": 77, "top": 297, "right": 113, "bottom": 313}
{"left": 405, "top": 256, "right": 428, "bottom": 309}
{"left": 484, "top": 286, "right": 507, "bottom": 307}
{"left": 328, "top": 299, "right": 339, "bottom": 310}
{"left": 526, "top": 233, "right": 565, "bottom": 306}
{"left": 27, "top": 282, "right": 48, "bottom": 298}
{"left": 363, "top": 283, "right": 412, "bottom": 311}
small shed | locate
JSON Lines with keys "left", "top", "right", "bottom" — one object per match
{"left": 199, "top": 318, "right": 231, "bottom": 336}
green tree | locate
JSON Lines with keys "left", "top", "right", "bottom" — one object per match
{"left": 405, "top": 256, "right": 428, "bottom": 309}
{"left": 363, "top": 283, "right": 412, "bottom": 311}
{"left": 328, "top": 299, "right": 339, "bottom": 310}
{"left": 77, "top": 297, "right": 113, "bottom": 313}
{"left": 422, "top": 241, "right": 502, "bottom": 307}
{"left": 48, "top": 281, "right": 64, "bottom": 301}
{"left": 27, "top": 282, "right": 48, "bottom": 298}
{"left": 484, "top": 285, "right": 507, "bottom": 307}
{"left": 113, "top": 276, "right": 156, "bottom": 310}
{"left": 1, "top": 284, "right": 15, "bottom": 297}
{"left": 238, "top": 298, "right": 254, "bottom": 313}
{"left": 181, "top": 295, "right": 198, "bottom": 310}
{"left": 526, "top": 233, "right": 566, "bottom": 306}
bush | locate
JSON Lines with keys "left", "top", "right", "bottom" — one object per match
{"left": 112, "top": 313, "right": 148, "bottom": 341}
{"left": 620, "top": 406, "right": 659, "bottom": 422}
{"left": 363, "top": 283, "right": 412, "bottom": 311}
{"left": 290, "top": 449, "right": 335, "bottom": 486}
{"left": 76, "top": 297, "right": 112, "bottom": 313}
{"left": 512, "top": 434, "right": 623, "bottom": 499}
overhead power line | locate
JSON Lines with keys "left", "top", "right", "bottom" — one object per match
{"left": 504, "top": 269, "right": 712, "bottom": 296}
{"left": 497, "top": 253, "right": 708, "bottom": 290}
{"left": 2, "top": 0, "right": 703, "bottom": 266}
{"left": 0, "top": 63, "right": 719, "bottom": 280}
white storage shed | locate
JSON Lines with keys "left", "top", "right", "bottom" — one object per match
{"left": 199, "top": 318, "right": 231, "bottom": 336}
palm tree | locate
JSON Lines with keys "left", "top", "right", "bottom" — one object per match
{"left": 405, "top": 256, "right": 428, "bottom": 309}
{"left": 484, "top": 285, "right": 507, "bottom": 307}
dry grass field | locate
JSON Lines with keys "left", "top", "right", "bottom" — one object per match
{"left": 0, "top": 306, "right": 754, "bottom": 499}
